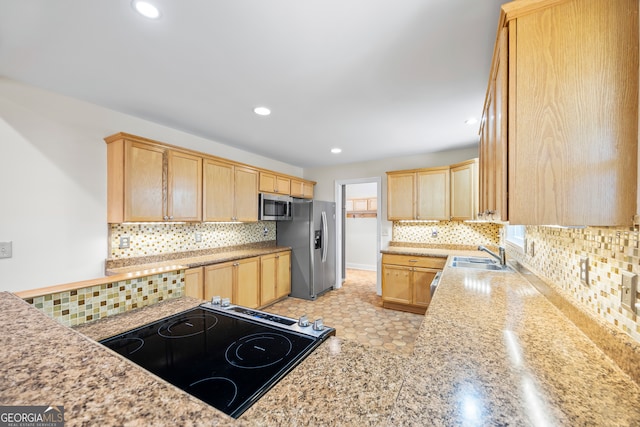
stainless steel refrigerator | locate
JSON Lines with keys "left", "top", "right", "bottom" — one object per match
{"left": 276, "top": 199, "right": 336, "bottom": 300}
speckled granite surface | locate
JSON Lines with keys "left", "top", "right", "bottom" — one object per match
{"left": 4, "top": 246, "right": 640, "bottom": 426}
{"left": 388, "top": 257, "right": 640, "bottom": 426}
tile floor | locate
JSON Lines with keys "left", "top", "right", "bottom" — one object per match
{"left": 267, "top": 269, "right": 425, "bottom": 356}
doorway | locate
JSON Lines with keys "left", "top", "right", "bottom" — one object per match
{"left": 334, "top": 177, "right": 382, "bottom": 295}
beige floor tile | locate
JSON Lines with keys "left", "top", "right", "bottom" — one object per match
{"left": 266, "top": 269, "right": 424, "bottom": 357}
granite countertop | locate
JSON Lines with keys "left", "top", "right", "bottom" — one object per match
{"left": 3, "top": 245, "right": 640, "bottom": 425}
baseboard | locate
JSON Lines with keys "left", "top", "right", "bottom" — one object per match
{"left": 346, "top": 263, "right": 376, "bottom": 271}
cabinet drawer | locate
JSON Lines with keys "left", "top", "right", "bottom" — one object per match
{"left": 382, "top": 254, "right": 446, "bottom": 269}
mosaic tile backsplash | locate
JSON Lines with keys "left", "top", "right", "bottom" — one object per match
{"left": 109, "top": 221, "right": 276, "bottom": 258}
{"left": 24, "top": 270, "right": 184, "bottom": 327}
{"left": 392, "top": 221, "right": 502, "bottom": 247}
{"left": 508, "top": 226, "right": 640, "bottom": 343}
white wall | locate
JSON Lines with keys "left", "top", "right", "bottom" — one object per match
{"left": 0, "top": 78, "right": 301, "bottom": 292}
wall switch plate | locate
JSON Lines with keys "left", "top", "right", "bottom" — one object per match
{"left": 195, "top": 232, "right": 202, "bottom": 242}
{"left": 0, "top": 241, "right": 12, "bottom": 259}
{"left": 579, "top": 257, "right": 589, "bottom": 285}
{"left": 119, "top": 236, "right": 130, "bottom": 249}
{"left": 621, "top": 271, "right": 637, "bottom": 313}
{"left": 530, "top": 241, "right": 535, "bottom": 257}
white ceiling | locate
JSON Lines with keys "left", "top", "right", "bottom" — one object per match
{"left": 0, "top": 0, "right": 503, "bottom": 168}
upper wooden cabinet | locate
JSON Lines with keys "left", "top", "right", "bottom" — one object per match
{"left": 480, "top": 0, "right": 638, "bottom": 225}
{"left": 450, "top": 159, "right": 478, "bottom": 221}
{"left": 290, "top": 178, "right": 314, "bottom": 199}
{"left": 106, "top": 135, "right": 202, "bottom": 223}
{"left": 203, "top": 159, "right": 258, "bottom": 222}
{"left": 105, "top": 132, "right": 313, "bottom": 223}
{"left": 387, "top": 162, "right": 477, "bottom": 221}
{"left": 259, "top": 172, "right": 291, "bottom": 195}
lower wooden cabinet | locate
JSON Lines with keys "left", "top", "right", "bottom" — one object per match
{"left": 185, "top": 252, "right": 291, "bottom": 309}
{"left": 184, "top": 267, "right": 204, "bottom": 299}
{"left": 260, "top": 251, "right": 291, "bottom": 307}
{"left": 382, "top": 254, "right": 445, "bottom": 314}
{"left": 203, "top": 257, "right": 260, "bottom": 309}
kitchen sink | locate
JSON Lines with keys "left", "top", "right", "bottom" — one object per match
{"left": 450, "top": 256, "right": 513, "bottom": 272}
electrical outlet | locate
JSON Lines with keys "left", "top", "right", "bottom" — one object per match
{"left": 621, "top": 271, "right": 637, "bottom": 313}
{"left": 579, "top": 257, "right": 589, "bottom": 285}
{"left": 0, "top": 241, "right": 12, "bottom": 259}
{"left": 431, "top": 228, "right": 438, "bottom": 238}
{"left": 119, "top": 236, "right": 130, "bottom": 249}
{"left": 195, "top": 232, "right": 202, "bottom": 242}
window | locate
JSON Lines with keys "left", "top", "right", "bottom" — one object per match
{"left": 505, "top": 225, "right": 525, "bottom": 249}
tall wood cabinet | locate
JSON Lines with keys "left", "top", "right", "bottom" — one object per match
{"left": 106, "top": 136, "right": 202, "bottom": 223}
{"left": 203, "top": 159, "right": 258, "bottom": 222}
{"left": 480, "top": 0, "right": 638, "bottom": 225}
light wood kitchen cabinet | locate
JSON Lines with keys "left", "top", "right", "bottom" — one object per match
{"left": 290, "top": 179, "right": 314, "bottom": 199}
{"left": 387, "top": 163, "right": 477, "bottom": 221}
{"left": 204, "top": 257, "right": 260, "bottom": 308}
{"left": 203, "top": 159, "right": 258, "bottom": 222}
{"left": 386, "top": 172, "right": 415, "bottom": 220}
{"left": 381, "top": 254, "right": 445, "bottom": 314}
{"left": 450, "top": 159, "right": 478, "bottom": 221}
{"left": 105, "top": 134, "right": 202, "bottom": 223}
{"left": 259, "top": 172, "right": 291, "bottom": 195}
{"left": 480, "top": 0, "right": 638, "bottom": 225}
{"left": 417, "top": 167, "right": 450, "bottom": 221}
{"left": 260, "top": 251, "right": 291, "bottom": 307}
{"left": 184, "top": 267, "right": 204, "bottom": 299}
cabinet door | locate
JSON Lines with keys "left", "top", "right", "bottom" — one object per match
{"left": 382, "top": 264, "right": 412, "bottom": 305}
{"left": 276, "top": 176, "right": 291, "bottom": 195}
{"left": 235, "top": 257, "right": 260, "bottom": 308}
{"left": 125, "top": 141, "right": 165, "bottom": 221}
{"left": 508, "top": 0, "right": 637, "bottom": 225}
{"left": 387, "top": 172, "right": 415, "bottom": 220}
{"left": 412, "top": 267, "right": 436, "bottom": 308}
{"left": 260, "top": 254, "right": 277, "bottom": 306}
{"left": 450, "top": 159, "right": 478, "bottom": 221}
{"left": 234, "top": 167, "right": 259, "bottom": 222}
{"left": 417, "top": 167, "right": 449, "bottom": 220}
{"left": 204, "top": 262, "right": 234, "bottom": 301}
{"left": 290, "top": 179, "right": 304, "bottom": 198}
{"left": 353, "top": 199, "right": 368, "bottom": 211}
{"left": 167, "top": 151, "right": 202, "bottom": 221}
{"left": 259, "top": 172, "right": 277, "bottom": 193}
{"left": 184, "top": 267, "right": 204, "bottom": 300}
{"left": 203, "top": 159, "right": 234, "bottom": 221}
{"left": 276, "top": 251, "right": 291, "bottom": 299}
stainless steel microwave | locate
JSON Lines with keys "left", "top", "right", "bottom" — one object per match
{"left": 258, "top": 193, "right": 293, "bottom": 220}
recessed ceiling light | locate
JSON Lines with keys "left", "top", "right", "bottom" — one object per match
{"left": 331, "top": 148, "right": 342, "bottom": 154}
{"left": 254, "top": 106, "right": 271, "bottom": 116}
{"left": 133, "top": 1, "right": 161, "bottom": 19}
{"left": 465, "top": 117, "right": 478, "bottom": 125}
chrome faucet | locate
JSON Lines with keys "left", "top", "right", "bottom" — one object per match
{"left": 478, "top": 245, "right": 506, "bottom": 266}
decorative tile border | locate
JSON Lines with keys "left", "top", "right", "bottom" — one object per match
{"left": 24, "top": 270, "right": 184, "bottom": 327}
{"left": 109, "top": 221, "right": 276, "bottom": 258}
{"left": 392, "top": 221, "right": 501, "bottom": 246}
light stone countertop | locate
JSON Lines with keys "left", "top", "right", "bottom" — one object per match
{"left": 3, "top": 245, "right": 640, "bottom": 425}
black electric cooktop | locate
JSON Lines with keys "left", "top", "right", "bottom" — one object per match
{"left": 100, "top": 303, "right": 335, "bottom": 419}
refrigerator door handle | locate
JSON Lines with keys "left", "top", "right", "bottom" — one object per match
{"left": 321, "top": 211, "right": 328, "bottom": 263}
